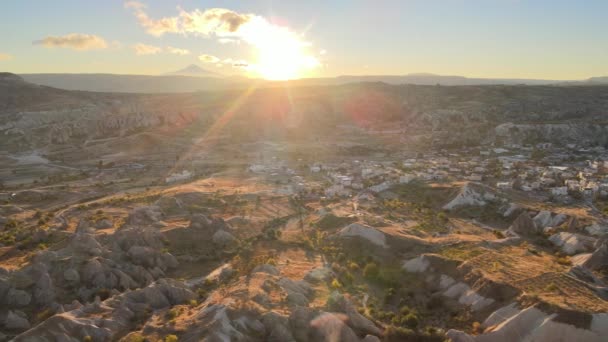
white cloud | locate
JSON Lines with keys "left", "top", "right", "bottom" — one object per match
{"left": 125, "top": 1, "right": 179, "bottom": 37}
{"left": 128, "top": 2, "right": 321, "bottom": 78}
{"left": 199, "top": 54, "right": 220, "bottom": 63}
{"left": 0, "top": 53, "right": 12, "bottom": 61}
{"left": 133, "top": 43, "right": 162, "bottom": 55}
{"left": 218, "top": 38, "right": 239, "bottom": 44}
{"left": 33, "top": 33, "right": 108, "bottom": 50}
{"left": 166, "top": 46, "right": 190, "bottom": 55}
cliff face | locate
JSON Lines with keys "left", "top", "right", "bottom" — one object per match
{"left": 3, "top": 76, "right": 608, "bottom": 152}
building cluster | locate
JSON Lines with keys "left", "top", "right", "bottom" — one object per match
{"left": 246, "top": 142, "right": 608, "bottom": 204}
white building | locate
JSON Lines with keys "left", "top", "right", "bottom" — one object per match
{"left": 165, "top": 170, "right": 193, "bottom": 183}
{"left": 497, "top": 182, "right": 512, "bottom": 190}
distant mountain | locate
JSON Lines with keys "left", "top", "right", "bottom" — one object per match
{"left": 164, "top": 64, "right": 220, "bottom": 77}
{"left": 291, "top": 73, "right": 563, "bottom": 86}
{"left": 16, "top": 71, "right": 598, "bottom": 94}
{"left": 587, "top": 76, "right": 608, "bottom": 84}
{"left": 19, "top": 73, "right": 250, "bottom": 93}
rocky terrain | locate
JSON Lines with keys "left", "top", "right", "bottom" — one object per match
{"left": 1, "top": 73, "right": 607, "bottom": 341}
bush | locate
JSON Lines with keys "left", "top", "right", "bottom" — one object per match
{"left": 363, "top": 262, "right": 379, "bottom": 280}
{"left": 347, "top": 261, "right": 360, "bottom": 271}
{"left": 403, "top": 312, "right": 419, "bottom": 329}
{"left": 556, "top": 256, "right": 571, "bottom": 266}
{"left": 166, "top": 308, "right": 179, "bottom": 320}
{"left": 122, "top": 333, "right": 145, "bottom": 342}
{"left": 165, "top": 335, "right": 178, "bottom": 342}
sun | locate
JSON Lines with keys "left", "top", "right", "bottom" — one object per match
{"left": 253, "top": 40, "right": 320, "bottom": 80}
{"left": 238, "top": 17, "right": 320, "bottom": 80}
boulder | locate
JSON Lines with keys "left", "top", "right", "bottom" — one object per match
{"left": 69, "top": 233, "right": 103, "bottom": 256}
{"left": 212, "top": 229, "right": 237, "bottom": 248}
{"left": 326, "top": 291, "right": 382, "bottom": 337}
{"left": 127, "top": 205, "right": 162, "bottom": 226}
{"left": 252, "top": 264, "right": 280, "bottom": 276}
{"left": 339, "top": 223, "right": 387, "bottom": 248}
{"left": 128, "top": 246, "right": 156, "bottom": 268}
{"left": 64, "top": 268, "right": 80, "bottom": 283}
{"left": 6, "top": 288, "right": 31, "bottom": 307}
{"left": 586, "top": 223, "right": 608, "bottom": 236}
{"left": 533, "top": 211, "right": 567, "bottom": 229}
{"left": 262, "top": 311, "right": 295, "bottom": 342}
{"left": 508, "top": 212, "right": 540, "bottom": 236}
{"left": 549, "top": 232, "right": 596, "bottom": 255}
{"left": 4, "top": 311, "right": 30, "bottom": 330}
{"left": 95, "top": 219, "right": 113, "bottom": 229}
{"left": 583, "top": 240, "right": 608, "bottom": 270}
{"left": 443, "top": 183, "right": 496, "bottom": 210}
{"left": 304, "top": 267, "right": 335, "bottom": 284}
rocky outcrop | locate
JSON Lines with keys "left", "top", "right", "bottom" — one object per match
{"left": 447, "top": 304, "right": 608, "bottom": 342}
{"left": 507, "top": 212, "right": 540, "bottom": 236}
{"left": 326, "top": 292, "right": 382, "bottom": 337}
{"left": 443, "top": 183, "right": 498, "bottom": 211}
{"left": 549, "top": 232, "right": 596, "bottom": 255}
{"left": 582, "top": 239, "right": 608, "bottom": 270}
{"left": 533, "top": 211, "right": 568, "bottom": 229}
{"left": 339, "top": 223, "right": 387, "bottom": 248}
{"left": 13, "top": 279, "right": 195, "bottom": 341}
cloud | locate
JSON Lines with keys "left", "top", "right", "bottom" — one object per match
{"left": 199, "top": 55, "right": 251, "bottom": 70}
{"left": 218, "top": 38, "right": 239, "bottom": 44}
{"left": 33, "top": 33, "right": 108, "bottom": 50}
{"left": 199, "top": 54, "right": 220, "bottom": 63}
{"left": 166, "top": 46, "right": 190, "bottom": 55}
{"left": 128, "top": 2, "right": 321, "bottom": 78}
{"left": 0, "top": 53, "right": 12, "bottom": 61}
{"left": 125, "top": 1, "right": 180, "bottom": 36}
{"left": 133, "top": 43, "right": 162, "bottom": 55}
{"left": 126, "top": 2, "right": 254, "bottom": 38}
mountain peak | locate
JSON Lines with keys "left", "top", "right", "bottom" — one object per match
{"left": 165, "top": 64, "right": 220, "bottom": 77}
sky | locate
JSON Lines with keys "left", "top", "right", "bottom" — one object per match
{"left": 0, "top": 0, "right": 607, "bottom": 80}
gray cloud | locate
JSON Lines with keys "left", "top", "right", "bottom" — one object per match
{"left": 33, "top": 33, "right": 108, "bottom": 50}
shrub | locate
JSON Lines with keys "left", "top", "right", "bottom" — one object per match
{"left": 545, "top": 283, "right": 558, "bottom": 292}
{"left": 363, "top": 262, "right": 379, "bottom": 280}
{"left": 122, "top": 333, "right": 145, "bottom": 342}
{"left": 347, "top": 261, "right": 360, "bottom": 271}
{"left": 166, "top": 308, "right": 179, "bottom": 320}
{"left": 403, "top": 312, "right": 419, "bottom": 329}
{"left": 556, "top": 256, "right": 571, "bottom": 266}
{"left": 472, "top": 321, "right": 482, "bottom": 334}
{"left": 165, "top": 335, "right": 178, "bottom": 342}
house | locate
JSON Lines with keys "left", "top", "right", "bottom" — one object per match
{"left": 497, "top": 182, "right": 512, "bottom": 190}
{"left": 165, "top": 170, "right": 193, "bottom": 183}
